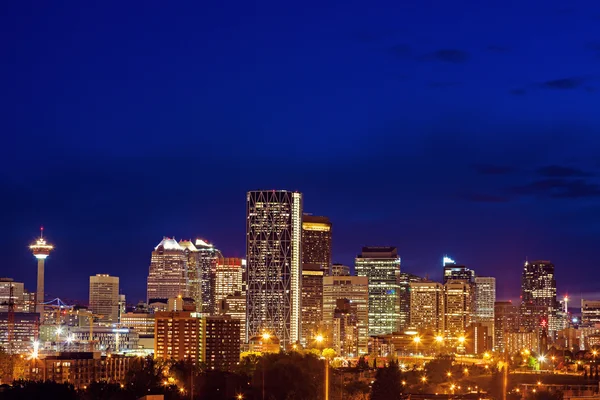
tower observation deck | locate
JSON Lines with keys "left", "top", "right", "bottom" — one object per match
{"left": 29, "top": 227, "right": 53, "bottom": 323}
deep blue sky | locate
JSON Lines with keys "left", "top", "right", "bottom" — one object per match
{"left": 2, "top": 1, "right": 600, "bottom": 305}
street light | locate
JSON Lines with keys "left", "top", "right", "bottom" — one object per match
{"left": 413, "top": 336, "right": 421, "bottom": 356}
{"left": 538, "top": 355, "right": 546, "bottom": 370}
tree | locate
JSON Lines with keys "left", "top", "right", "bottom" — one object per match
{"left": 370, "top": 360, "right": 402, "bottom": 400}
{"left": 356, "top": 356, "right": 369, "bottom": 370}
{"left": 322, "top": 348, "right": 337, "bottom": 360}
{"left": 526, "top": 389, "right": 563, "bottom": 400}
{"left": 4, "top": 380, "right": 79, "bottom": 400}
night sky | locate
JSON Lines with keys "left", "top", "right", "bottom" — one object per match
{"left": 2, "top": 1, "right": 600, "bottom": 305}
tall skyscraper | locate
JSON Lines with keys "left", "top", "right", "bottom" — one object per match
{"left": 323, "top": 275, "right": 369, "bottom": 355}
{"left": 331, "top": 263, "right": 350, "bottom": 276}
{"left": 302, "top": 215, "right": 332, "bottom": 275}
{"left": 398, "top": 272, "right": 425, "bottom": 331}
{"left": 301, "top": 264, "right": 324, "bottom": 344}
{"left": 179, "top": 239, "right": 223, "bottom": 314}
{"left": 246, "top": 190, "right": 303, "bottom": 348}
{"left": 494, "top": 301, "right": 519, "bottom": 353}
{"left": 444, "top": 280, "right": 473, "bottom": 338}
{"left": 147, "top": 238, "right": 188, "bottom": 302}
{"left": 29, "top": 227, "right": 53, "bottom": 323}
{"left": 89, "top": 274, "right": 120, "bottom": 323}
{"left": 355, "top": 247, "right": 401, "bottom": 336}
{"left": 215, "top": 257, "right": 244, "bottom": 302}
{"left": 474, "top": 277, "right": 496, "bottom": 347}
{"left": 409, "top": 281, "right": 444, "bottom": 334}
{"left": 520, "top": 260, "right": 557, "bottom": 331}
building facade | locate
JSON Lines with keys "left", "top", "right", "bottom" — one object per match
{"left": 204, "top": 316, "right": 240, "bottom": 371}
{"left": 155, "top": 311, "right": 204, "bottom": 364}
{"left": 179, "top": 239, "right": 223, "bottom": 314}
{"left": 0, "top": 312, "right": 39, "bottom": 354}
{"left": 444, "top": 280, "right": 473, "bottom": 338}
{"left": 89, "top": 274, "right": 119, "bottom": 323}
{"left": 147, "top": 238, "right": 188, "bottom": 302}
{"left": 0, "top": 278, "right": 26, "bottom": 312}
{"left": 581, "top": 299, "right": 600, "bottom": 325}
{"left": 215, "top": 257, "right": 244, "bottom": 302}
{"left": 355, "top": 247, "right": 401, "bottom": 336}
{"left": 494, "top": 301, "right": 519, "bottom": 353}
{"left": 331, "top": 264, "right": 350, "bottom": 276}
{"left": 520, "top": 260, "right": 557, "bottom": 331}
{"left": 300, "top": 264, "right": 324, "bottom": 345}
{"left": 218, "top": 295, "right": 246, "bottom": 345}
{"left": 409, "top": 282, "right": 444, "bottom": 334}
{"left": 246, "top": 190, "right": 303, "bottom": 348}
{"left": 332, "top": 299, "right": 359, "bottom": 357}
{"left": 302, "top": 215, "right": 332, "bottom": 275}
{"left": 474, "top": 276, "right": 496, "bottom": 347}
{"left": 120, "top": 312, "right": 155, "bottom": 336}
{"left": 323, "top": 276, "right": 369, "bottom": 355}
{"left": 398, "top": 272, "right": 424, "bottom": 332}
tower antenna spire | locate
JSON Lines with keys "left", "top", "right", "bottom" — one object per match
{"left": 40, "top": 226, "right": 44, "bottom": 238}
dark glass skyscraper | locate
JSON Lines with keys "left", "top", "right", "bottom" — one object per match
{"left": 246, "top": 190, "right": 303, "bottom": 348}
{"left": 302, "top": 215, "right": 332, "bottom": 275}
{"left": 398, "top": 272, "right": 424, "bottom": 331}
{"left": 520, "top": 260, "right": 557, "bottom": 331}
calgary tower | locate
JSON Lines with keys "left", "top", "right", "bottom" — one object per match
{"left": 29, "top": 227, "right": 53, "bottom": 323}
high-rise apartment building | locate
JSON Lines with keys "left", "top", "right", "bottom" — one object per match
{"left": 474, "top": 277, "right": 496, "bottom": 347}
{"left": 331, "top": 264, "right": 350, "bottom": 276}
{"left": 218, "top": 295, "right": 246, "bottom": 345}
{"left": 355, "top": 247, "right": 401, "bottom": 335}
{"left": 89, "top": 274, "right": 119, "bottom": 323}
{"left": 147, "top": 238, "right": 188, "bottom": 302}
{"left": 520, "top": 260, "right": 557, "bottom": 331}
{"left": 323, "top": 276, "right": 369, "bottom": 355}
{"left": 246, "top": 190, "right": 303, "bottom": 347}
{"left": 409, "top": 281, "right": 444, "bottom": 334}
{"left": 301, "top": 264, "right": 324, "bottom": 345}
{"left": 302, "top": 215, "right": 332, "bottom": 275}
{"left": 155, "top": 311, "right": 205, "bottom": 364}
{"left": 215, "top": 257, "right": 244, "bottom": 302}
{"left": 398, "top": 272, "right": 424, "bottom": 331}
{"left": 494, "top": 301, "right": 519, "bottom": 353}
{"left": 179, "top": 239, "right": 223, "bottom": 314}
{"left": 444, "top": 280, "right": 473, "bottom": 338}
{"left": 204, "top": 316, "right": 240, "bottom": 371}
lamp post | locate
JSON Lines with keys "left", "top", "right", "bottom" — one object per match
{"left": 261, "top": 332, "right": 271, "bottom": 400}
{"left": 315, "top": 334, "right": 328, "bottom": 400}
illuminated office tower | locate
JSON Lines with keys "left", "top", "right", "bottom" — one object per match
{"left": 474, "top": 277, "right": 496, "bottom": 347}
{"left": 398, "top": 272, "right": 425, "bottom": 331}
{"left": 331, "top": 263, "right": 350, "bottom": 276}
{"left": 89, "top": 274, "right": 119, "bottom": 323}
{"left": 246, "top": 190, "right": 303, "bottom": 347}
{"left": 520, "top": 260, "right": 557, "bottom": 331}
{"left": 302, "top": 215, "right": 332, "bottom": 275}
{"left": 409, "top": 281, "right": 444, "bottom": 334}
{"left": 29, "top": 227, "right": 53, "bottom": 323}
{"left": 355, "top": 247, "right": 401, "bottom": 335}
{"left": 180, "top": 239, "right": 223, "bottom": 314}
{"left": 215, "top": 257, "right": 244, "bottom": 302}
{"left": 444, "top": 280, "right": 472, "bottom": 338}
{"left": 323, "top": 275, "right": 369, "bottom": 355}
{"left": 147, "top": 238, "right": 188, "bottom": 302}
{"left": 301, "top": 264, "right": 324, "bottom": 344}
{"left": 494, "top": 301, "right": 519, "bottom": 353}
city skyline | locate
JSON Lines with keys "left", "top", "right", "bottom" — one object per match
{"left": 3, "top": 220, "right": 597, "bottom": 306}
